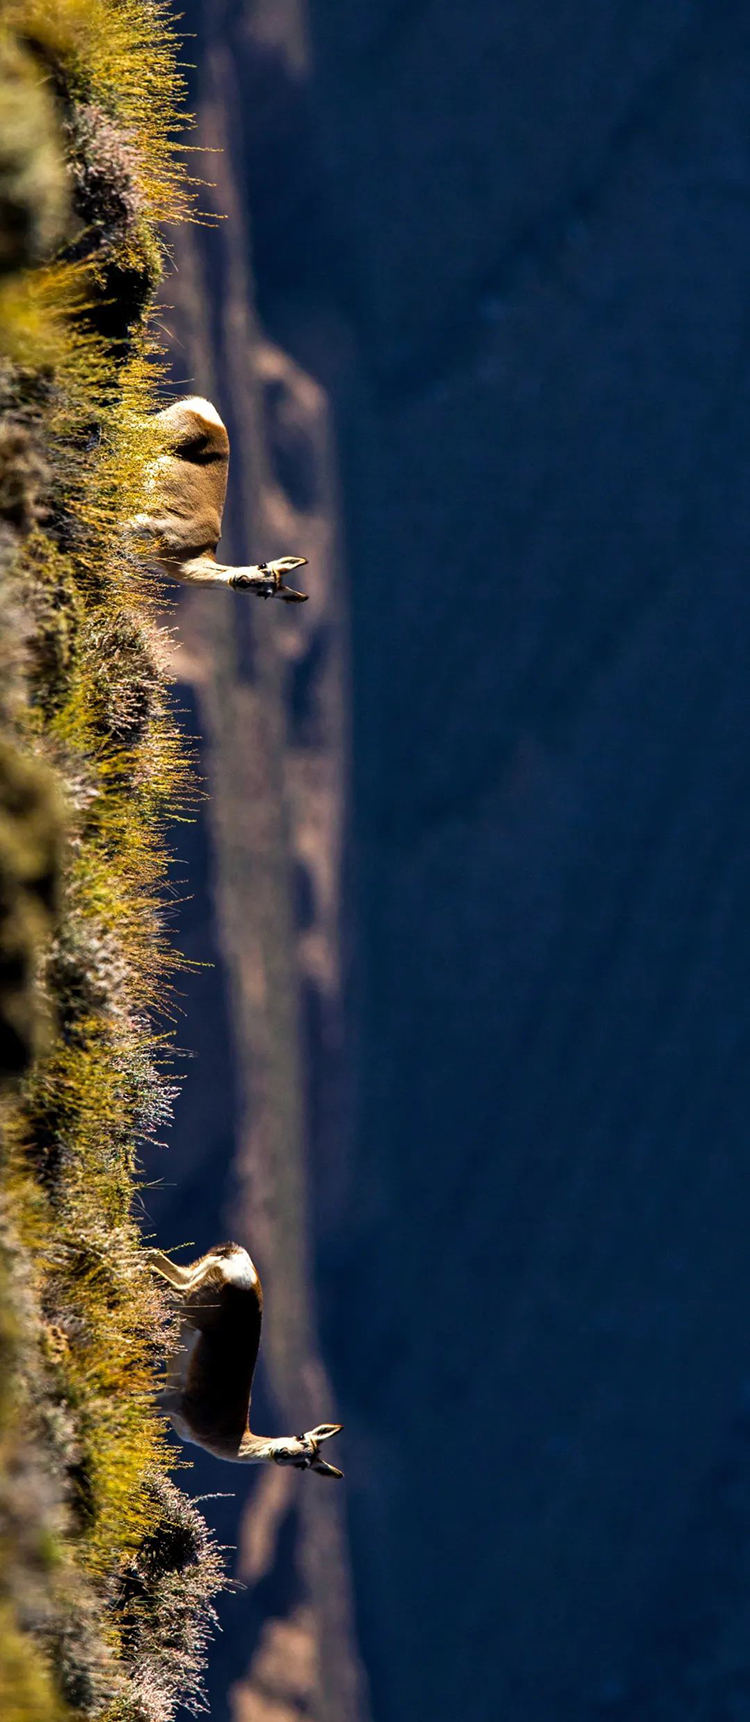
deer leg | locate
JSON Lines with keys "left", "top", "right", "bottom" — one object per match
{"left": 145, "top": 1246, "right": 233, "bottom": 1298}
{"left": 145, "top": 1247, "right": 225, "bottom": 1294}
{"left": 144, "top": 1247, "right": 196, "bottom": 1290}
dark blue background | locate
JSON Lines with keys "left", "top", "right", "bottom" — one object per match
{"left": 157, "top": 3, "right": 750, "bottom": 1716}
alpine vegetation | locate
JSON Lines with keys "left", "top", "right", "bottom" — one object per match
{"left": 0, "top": 5, "right": 225, "bottom": 1717}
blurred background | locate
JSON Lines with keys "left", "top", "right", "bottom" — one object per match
{"left": 142, "top": 2, "right": 750, "bottom": 1718}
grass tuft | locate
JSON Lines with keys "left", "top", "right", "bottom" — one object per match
{"left": 0, "top": 5, "right": 224, "bottom": 1717}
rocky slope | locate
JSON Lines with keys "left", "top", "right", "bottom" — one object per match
{"left": 144, "top": 15, "right": 365, "bottom": 1717}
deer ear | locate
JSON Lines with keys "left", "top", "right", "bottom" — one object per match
{"left": 311, "top": 1423, "right": 343, "bottom": 1442}
{"left": 312, "top": 1458, "right": 344, "bottom": 1479}
{"left": 273, "top": 556, "right": 308, "bottom": 572}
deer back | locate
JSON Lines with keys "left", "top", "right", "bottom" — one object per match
{"left": 178, "top": 1265, "right": 263, "bottom": 1453}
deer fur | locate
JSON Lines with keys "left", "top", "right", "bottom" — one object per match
{"left": 131, "top": 397, "right": 308, "bottom": 599}
{"left": 146, "top": 1242, "right": 343, "bottom": 1475}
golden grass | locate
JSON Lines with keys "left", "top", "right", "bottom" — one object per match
{"left": 3, "top": 0, "right": 194, "bottom": 224}
{"left": 0, "top": 5, "right": 223, "bottom": 1717}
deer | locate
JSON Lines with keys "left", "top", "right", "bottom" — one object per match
{"left": 130, "top": 396, "right": 309, "bottom": 600}
{"left": 145, "top": 1241, "right": 343, "bottom": 1476}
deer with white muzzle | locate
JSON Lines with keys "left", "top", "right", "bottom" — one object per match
{"left": 146, "top": 1241, "right": 343, "bottom": 1476}
{"left": 131, "top": 396, "right": 309, "bottom": 601}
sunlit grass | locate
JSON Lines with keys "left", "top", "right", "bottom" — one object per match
{"left": 0, "top": 5, "right": 223, "bottom": 1717}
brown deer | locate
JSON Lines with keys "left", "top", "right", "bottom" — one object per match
{"left": 131, "top": 396, "right": 309, "bottom": 600}
{"left": 146, "top": 1241, "right": 343, "bottom": 1475}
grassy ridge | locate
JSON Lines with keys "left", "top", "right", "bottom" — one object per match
{"left": 0, "top": 6, "right": 223, "bottom": 1716}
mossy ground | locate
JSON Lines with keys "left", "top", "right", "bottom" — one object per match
{"left": 0, "top": 6, "right": 224, "bottom": 1717}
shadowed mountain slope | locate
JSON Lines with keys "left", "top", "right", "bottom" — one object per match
{"left": 155, "top": 2, "right": 750, "bottom": 1718}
